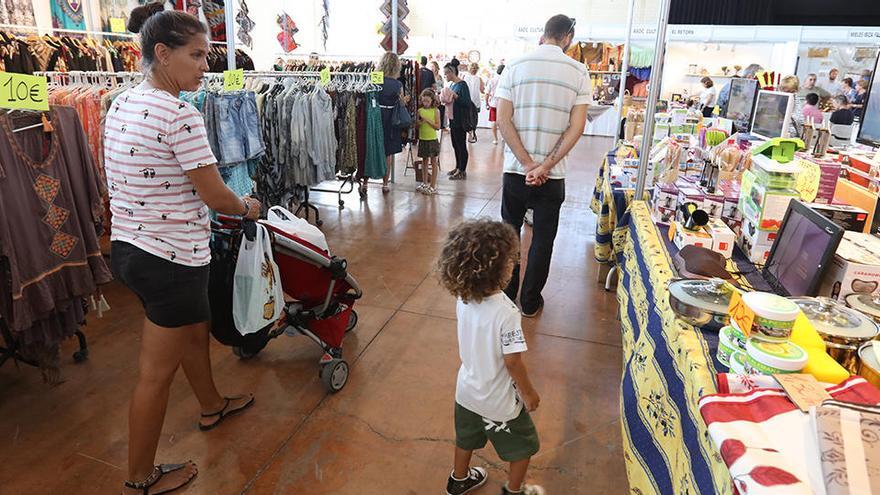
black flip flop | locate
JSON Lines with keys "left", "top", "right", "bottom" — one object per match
{"left": 198, "top": 395, "right": 255, "bottom": 431}
{"left": 123, "top": 462, "right": 198, "bottom": 495}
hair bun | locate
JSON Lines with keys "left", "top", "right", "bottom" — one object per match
{"left": 127, "top": 2, "right": 165, "bottom": 34}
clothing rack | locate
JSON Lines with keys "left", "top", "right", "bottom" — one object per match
{"left": 0, "top": 317, "right": 89, "bottom": 369}
{"left": 225, "top": 70, "right": 378, "bottom": 220}
{"left": 0, "top": 23, "right": 137, "bottom": 38}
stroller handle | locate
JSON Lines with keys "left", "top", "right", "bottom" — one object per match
{"left": 212, "top": 215, "right": 258, "bottom": 241}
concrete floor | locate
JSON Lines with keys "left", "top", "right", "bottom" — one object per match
{"left": 0, "top": 131, "right": 626, "bottom": 494}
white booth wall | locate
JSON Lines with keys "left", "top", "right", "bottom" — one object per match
{"left": 660, "top": 41, "right": 799, "bottom": 100}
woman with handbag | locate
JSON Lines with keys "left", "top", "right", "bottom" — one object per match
{"left": 370, "top": 51, "right": 409, "bottom": 195}
{"left": 443, "top": 63, "right": 473, "bottom": 180}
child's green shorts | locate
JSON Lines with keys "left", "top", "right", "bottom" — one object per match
{"left": 454, "top": 403, "right": 540, "bottom": 462}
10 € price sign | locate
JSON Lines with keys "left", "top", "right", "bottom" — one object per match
{"left": 370, "top": 71, "right": 384, "bottom": 84}
{"left": 223, "top": 69, "right": 244, "bottom": 91}
{"left": 319, "top": 67, "right": 331, "bottom": 86}
{"left": 0, "top": 72, "right": 49, "bottom": 111}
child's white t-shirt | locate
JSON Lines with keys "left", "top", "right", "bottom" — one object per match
{"left": 455, "top": 293, "right": 528, "bottom": 422}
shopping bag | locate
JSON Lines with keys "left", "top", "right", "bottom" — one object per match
{"left": 233, "top": 223, "right": 285, "bottom": 335}
{"left": 264, "top": 206, "right": 330, "bottom": 253}
{"left": 392, "top": 99, "right": 413, "bottom": 128}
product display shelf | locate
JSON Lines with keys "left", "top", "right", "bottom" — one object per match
{"left": 684, "top": 73, "right": 737, "bottom": 78}
{"left": 617, "top": 201, "right": 776, "bottom": 495}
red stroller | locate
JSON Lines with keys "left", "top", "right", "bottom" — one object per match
{"left": 209, "top": 215, "right": 362, "bottom": 393}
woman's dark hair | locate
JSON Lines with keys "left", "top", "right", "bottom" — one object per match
{"left": 496, "top": 64, "right": 506, "bottom": 75}
{"left": 701, "top": 76, "right": 714, "bottom": 88}
{"left": 450, "top": 57, "right": 460, "bottom": 68}
{"left": 843, "top": 77, "right": 854, "bottom": 87}
{"left": 805, "top": 93, "right": 819, "bottom": 105}
{"left": 128, "top": 3, "right": 207, "bottom": 69}
{"left": 444, "top": 63, "right": 459, "bottom": 76}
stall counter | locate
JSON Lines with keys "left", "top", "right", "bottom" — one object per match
{"left": 617, "top": 200, "right": 733, "bottom": 495}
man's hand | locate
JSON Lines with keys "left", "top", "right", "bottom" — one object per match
{"left": 525, "top": 163, "right": 551, "bottom": 186}
{"left": 521, "top": 389, "right": 540, "bottom": 412}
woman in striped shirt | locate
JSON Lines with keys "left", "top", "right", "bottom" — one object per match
{"left": 109, "top": 5, "right": 259, "bottom": 494}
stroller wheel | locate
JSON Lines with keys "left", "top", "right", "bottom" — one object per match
{"left": 320, "top": 359, "right": 349, "bottom": 393}
{"left": 345, "top": 310, "right": 358, "bottom": 333}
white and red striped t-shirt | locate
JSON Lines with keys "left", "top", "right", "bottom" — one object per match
{"left": 104, "top": 81, "right": 216, "bottom": 267}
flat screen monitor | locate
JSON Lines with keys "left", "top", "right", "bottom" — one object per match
{"left": 724, "top": 78, "right": 758, "bottom": 126}
{"left": 857, "top": 52, "right": 880, "bottom": 148}
{"left": 763, "top": 200, "right": 844, "bottom": 297}
{"left": 750, "top": 90, "right": 795, "bottom": 140}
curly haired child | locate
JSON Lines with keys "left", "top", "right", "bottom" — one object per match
{"left": 437, "top": 219, "right": 544, "bottom": 495}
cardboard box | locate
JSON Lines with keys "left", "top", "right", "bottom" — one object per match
{"left": 723, "top": 217, "right": 742, "bottom": 237}
{"left": 741, "top": 182, "right": 799, "bottom": 231}
{"left": 741, "top": 215, "right": 779, "bottom": 246}
{"left": 706, "top": 218, "right": 736, "bottom": 258}
{"left": 653, "top": 183, "right": 678, "bottom": 210}
{"left": 673, "top": 221, "right": 713, "bottom": 251}
{"left": 652, "top": 206, "right": 676, "bottom": 226}
{"left": 808, "top": 203, "right": 869, "bottom": 232}
{"left": 737, "top": 227, "right": 773, "bottom": 265}
{"left": 818, "top": 231, "right": 880, "bottom": 300}
{"left": 703, "top": 193, "right": 725, "bottom": 218}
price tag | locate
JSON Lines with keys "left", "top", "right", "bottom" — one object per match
{"left": 727, "top": 290, "right": 755, "bottom": 337}
{"left": 319, "top": 67, "right": 331, "bottom": 86}
{"left": 109, "top": 17, "right": 127, "bottom": 33}
{"left": 223, "top": 69, "right": 244, "bottom": 91}
{"left": 774, "top": 374, "right": 832, "bottom": 413}
{"left": 0, "top": 72, "right": 49, "bottom": 111}
{"left": 370, "top": 71, "right": 385, "bottom": 84}
{"left": 795, "top": 159, "right": 821, "bottom": 203}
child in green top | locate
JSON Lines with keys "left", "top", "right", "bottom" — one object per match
{"left": 417, "top": 89, "right": 441, "bottom": 195}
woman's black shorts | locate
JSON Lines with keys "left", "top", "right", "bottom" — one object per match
{"left": 111, "top": 241, "right": 210, "bottom": 328}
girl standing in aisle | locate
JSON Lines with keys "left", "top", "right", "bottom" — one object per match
{"left": 442, "top": 63, "right": 472, "bottom": 181}
{"left": 111, "top": 5, "right": 258, "bottom": 494}
{"left": 417, "top": 89, "right": 441, "bottom": 195}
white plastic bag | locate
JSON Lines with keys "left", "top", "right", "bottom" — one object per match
{"left": 233, "top": 223, "right": 285, "bottom": 335}
{"left": 264, "top": 206, "right": 330, "bottom": 253}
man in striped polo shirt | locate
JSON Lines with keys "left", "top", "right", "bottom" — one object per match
{"left": 496, "top": 14, "right": 591, "bottom": 317}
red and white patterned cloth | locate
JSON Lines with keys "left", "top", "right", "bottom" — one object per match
{"left": 699, "top": 376, "right": 880, "bottom": 495}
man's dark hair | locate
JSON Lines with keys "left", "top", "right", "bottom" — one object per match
{"left": 444, "top": 63, "right": 458, "bottom": 76}
{"left": 805, "top": 93, "right": 819, "bottom": 105}
{"left": 420, "top": 56, "right": 428, "bottom": 65}
{"left": 544, "top": 14, "right": 575, "bottom": 41}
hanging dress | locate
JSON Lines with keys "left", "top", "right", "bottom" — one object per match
{"left": 364, "top": 92, "right": 386, "bottom": 179}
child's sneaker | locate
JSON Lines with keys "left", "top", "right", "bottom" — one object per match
{"left": 502, "top": 484, "right": 546, "bottom": 495}
{"left": 446, "top": 467, "right": 488, "bottom": 495}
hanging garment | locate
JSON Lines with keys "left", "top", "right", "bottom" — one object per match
{"left": 99, "top": 0, "right": 128, "bottom": 31}
{"left": 364, "top": 92, "right": 386, "bottom": 179}
{"left": 337, "top": 93, "right": 358, "bottom": 174}
{"left": 202, "top": 0, "right": 227, "bottom": 42}
{"left": 51, "top": 0, "right": 86, "bottom": 30}
{"left": 309, "top": 88, "right": 338, "bottom": 183}
{"left": 0, "top": 106, "right": 111, "bottom": 347}
{"left": 0, "top": 0, "right": 36, "bottom": 26}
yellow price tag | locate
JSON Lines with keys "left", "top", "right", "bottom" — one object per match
{"left": 110, "top": 17, "right": 127, "bottom": 33}
{"left": 320, "top": 67, "right": 331, "bottom": 86}
{"left": 370, "top": 71, "right": 384, "bottom": 84}
{"left": 223, "top": 69, "right": 244, "bottom": 91}
{"left": 795, "top": 159, "right": 821, "bottom": 203}
{"left": 0, "top": 72, "right": 49, "bottom": 111}
{"left": 727, "top": 290, "right": 755, "bottom": 337}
